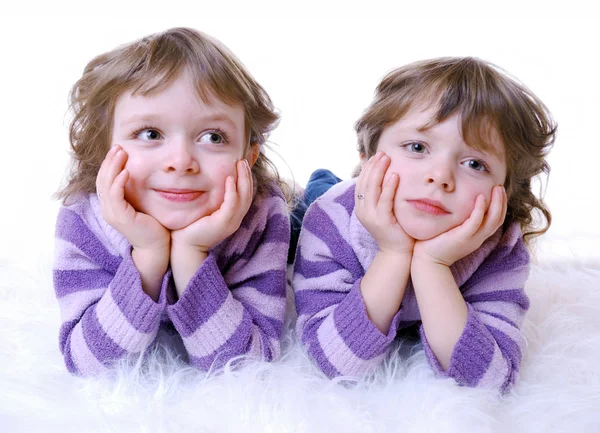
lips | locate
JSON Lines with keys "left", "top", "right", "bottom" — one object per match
{"left": 406, "top": 198, "right": 450, "bottom": 215}
{"left": 154, "top": 188, "right": 204, "bottom": 203}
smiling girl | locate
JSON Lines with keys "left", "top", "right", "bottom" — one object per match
{"left": 53, "top": 28, "right": 290, "bottom": 376}
{"left": 292, "top": 57, "right": 556, "bottom": 393}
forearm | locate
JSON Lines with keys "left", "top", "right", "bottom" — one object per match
{"left": 131, "top": 246, "right": 170, "bottom": 302}
{"left": 170, "top": 244, "right": 208, "bottom": 298}
{"left": 411, "top": 258, "right": 468, "bottom": 371}
{"left": 360, "top": 251, "right": 412, "bottom": 333}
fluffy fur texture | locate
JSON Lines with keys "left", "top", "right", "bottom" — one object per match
{"left": 1, "top": 254, "right": 599, "bottom": 432}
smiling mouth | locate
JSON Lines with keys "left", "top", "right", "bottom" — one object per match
{"left": 406, "top": 200, "right": 450, "bottom": 215}
{"left": 155, "top": 189, "right": 204, "bottom": 203}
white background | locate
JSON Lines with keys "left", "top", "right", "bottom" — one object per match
{"left": 1, "top": 3, "right": 599, "bottom": 268}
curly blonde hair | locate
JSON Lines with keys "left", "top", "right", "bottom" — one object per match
{"left": 57, "top": 27, "right": 290, "bottom": 204}
{"left": 355, "top": 57, "right": 556, "bottom": 242}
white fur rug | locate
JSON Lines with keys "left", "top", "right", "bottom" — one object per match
{"left": 1, "top": 254, "right": 599, "bottom": 433}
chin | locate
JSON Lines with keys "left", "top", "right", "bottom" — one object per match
{"left": 398, "top": 220, "right": 446, "bottom": 241}
{"left": 154, "top": 213, "right": 202, "bottom": 231}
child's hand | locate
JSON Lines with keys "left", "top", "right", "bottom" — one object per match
{"left": 170, "top": 159, "right": 253, "bottom": 252}
{"left": 355, "top": 152, "right": 415, "bottom": 256}
{"left": 412, "top": 185, "right": 507, "bottom": 267}
{"left": 96, "top": 145, "right": 170, "bottom": 251}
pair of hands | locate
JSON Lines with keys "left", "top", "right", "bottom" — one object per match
{"left": 355, "top": 152, "right": 507, "bottom": 267}
{"left": 96, "top": 145, "right": 253, "bottom": 257}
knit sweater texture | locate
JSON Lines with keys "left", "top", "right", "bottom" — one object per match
{"left": 293, "top": 179, "right": 530, "bottom": 392}
{"left": 53, "top": 186, "right": 290, "bottom": 376}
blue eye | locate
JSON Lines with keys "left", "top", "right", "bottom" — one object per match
{"left": 404, "top": 142, "right": 427, "bottom": 153}
{"left": 463, "top": 159, "right": 488, "bottom": 172}
{"left": 134, "top": 128, "right": 163, "bottom": 141}
{"left": 199, "top": 131, "right": 227, "bottom": 145}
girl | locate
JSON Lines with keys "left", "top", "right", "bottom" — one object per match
{"left": 292, "top": 57, "right": 556, "bottom": 393}
{"left": 53, "top": 28, "right": 291, "bottom": 376}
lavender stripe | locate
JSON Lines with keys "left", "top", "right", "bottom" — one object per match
{"left": 56, "top": 209, "right": 121, "bottom": 273}
{"left": 241, "top": 303, "right": 282, "bottom": 340}
{"left": 486, "top": 326, "right": 522, "bottom": 369}
{"left": 302, "top": 331, "right": 342, "bottom": 378}
{"left": 463, "top": 244, "right": 529, "bottom": 291}
{"left": 303, "top": 205, "right": 362, "bottom": 280}
{"left": 186, "top": 315, "right": 253, "bottom": 369}
{"left": 82, "top": 306, "right": 126, "bottom": 362}
{"left": 294, "top": 252, "right": 349, "bottom": 280}
{"left": 53, "top": 269, "right": 113, "bottom": 297}
{"left": 59, "top": 321, "right": 79, "bottom": 374}
{"left": 465, "top": 289, "right": 530, "bottom": 310}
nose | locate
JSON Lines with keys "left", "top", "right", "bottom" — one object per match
{"left": 163, "top": 139, "right": 200, "bottom": 174}
{"left": 424, "top": 161, "right": 455, "bottom": 192}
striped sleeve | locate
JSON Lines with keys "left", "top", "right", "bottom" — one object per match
{"left": 420, "top": 223, "right": 530, "bottom": 393}
{"left": 53, "top": 205, "right": 167, "bottom": 376}
{"left": 166, "top": 192, "right": 290, "bottom": 370}
{"left": 293, "top": 184, "right": 401, "bottom": 378}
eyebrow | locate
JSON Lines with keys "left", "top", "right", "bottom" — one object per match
{"left": 118, "top": 112, "right": 240, "bottom": 130}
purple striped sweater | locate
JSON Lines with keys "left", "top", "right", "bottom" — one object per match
{"left": 293, "top": 179, "right": 530, "bottom": 392}
{"left": 53, "top": 187, "right": 290, "bottom": 376}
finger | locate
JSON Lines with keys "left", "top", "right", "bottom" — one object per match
{"left": 482, "top": 186, "right": 507, "bottom": 234}
{"left": 96, "top": 145, "right": 120, "bottom": 192}
{"left": 378, "top": 172, "right": 399, "bottom": 217}
{"left": 218, "top": 175, "right": 239, "bottom": 217}
{"left": 364, "top": 153, "right": 389, "bottom": 205}
{"left": 460, "top": 194, "right": 487, "bottom": 238}
{"left": 237, "top": 160, "right": 253, "bottom": 208}
{"left": 110, "top": 169, "right": 130, "bottom": 214}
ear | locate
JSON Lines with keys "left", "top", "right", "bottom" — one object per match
{"left": 247, "top": 142, "right": 260, "bottom": 167}
{"left": 359, "top": 152, "right": 367, "bottom": 168}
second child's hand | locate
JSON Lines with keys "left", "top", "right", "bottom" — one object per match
{"left": 170, "top": 159, "right": 254, "bottom": 297}
{"left": 355, "top": 152, "right": 415, "bottom": 334}
{"left": 96, "top": 145, "right": 170, "bottom": 301}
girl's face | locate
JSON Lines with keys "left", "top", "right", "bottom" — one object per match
{"left": 370, "top": 105, "right": 507, "bottom": 240}
{"left": 111, "top": 69, "right": 250, "bottom": 230}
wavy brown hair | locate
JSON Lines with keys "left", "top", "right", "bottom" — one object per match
{"left": 355, "top": 57, "right": 556, "bottom": 243}
{"left": 57, "top": 27, "right": 290, "bottom": 204}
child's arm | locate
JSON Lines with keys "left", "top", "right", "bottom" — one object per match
{"left": 412, "top": 187, "right": 528, "bottom": 392}
{"left": 293, "top": 180, "right": 409, "bottom": 378}
{"left": 166, "top": 190, "right": 290, "bottom": 369}
{"left": 53, "top": 203, "right": 168, "bottom": 376}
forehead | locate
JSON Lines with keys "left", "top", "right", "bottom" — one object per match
{"left": 387, "top": 103, "right": 506, "bottom": 159}
{"left": 113, "top": 71, "right": 245, "bottom": 126}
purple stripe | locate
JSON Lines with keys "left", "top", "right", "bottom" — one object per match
{"left": 170, "top": 293, "right": 228, "bottom": 338}
{"left": 333, "top": 308, "right": 389, "bottom": 360}
{"left": 187, "top": 310, "right": 253, "bottom": 370}
{"left": 300, "top": 323, "right": 342, "bottom": 378}
{"left": 222, "top": 214, "right": 289, "bottom": 268}
{"left": 486, "top": 327, "right": 521, "bottom": 392}
{"left": 82, "top": 306, "right": 126, "bottom": 363}
{"left": 230, "top": 269, "right": 286, "bottom": 296}
{"left": 465, "top": 289, "right": 530, "bottom": 310}
{"left": 480, "top": 311, "right": 518, "bottom": 329}
{"left": 487, "top": 326, "right": 522, "bottom": 369}
{"left": 462, "top": 243, "right": 529, "bottom": 291}
{"left": 294, "top": 289, "right": 347, "bottom": 317}
{"left": 59, "top": 320, "right": 79, "bottom": 374}
{"left": 294, "top": 247, "right": 350, "bottom": 279}
{"left": 332, "top": 182, "right": 356, "bottom": 215}
{"left": 53, "top": 269, "right": 113, "bottom": 297}
{"left": 303, "top": 204, "right": 363, "bottom": 280}
{"left": 242, "top": 303, "right": 282, "bottom": 340}
{"left": 56, "top": 208, "right": 122, "bottom": 273}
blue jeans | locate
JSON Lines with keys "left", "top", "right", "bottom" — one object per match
{"left": 288, "top": 169, "right": 342, "bottom": 263}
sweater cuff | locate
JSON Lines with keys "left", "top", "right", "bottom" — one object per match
{"left": 95, "top": 252, "right": 166, "bottom": 352}
{"left": 166, "top": 254, "right": 232, "bottom": 337}
{"left": 420, "top": 303, "right": 495, "bottom": 387}
{"left": 331, "top": 280, "right": 401, "bottom": 360}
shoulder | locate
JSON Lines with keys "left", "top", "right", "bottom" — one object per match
{"left": 55, "top": 193, "right": 129, "bottom": 257}
{"left": 310, "top": 178, "right": 357, "bottom": 216}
